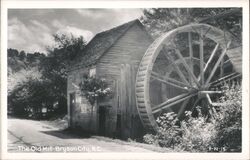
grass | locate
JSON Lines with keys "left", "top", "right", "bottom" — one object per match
{"left": 91, "top": 136, "right": 176, "bottom": 152}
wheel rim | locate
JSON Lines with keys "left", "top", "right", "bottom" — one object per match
{"left": 136, "top": 23, "right": 242, "bottom": 131}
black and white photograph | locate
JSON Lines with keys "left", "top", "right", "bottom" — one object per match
{"left": 1, "top": 0, "right": 249, "bottom": 160}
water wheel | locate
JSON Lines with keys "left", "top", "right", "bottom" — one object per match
{"left": 135, "top": 23, "right": 242, "bottom": 131}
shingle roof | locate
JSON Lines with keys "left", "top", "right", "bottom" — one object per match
{"left": 70, "top": 19, "right": 144, "bottom": 70}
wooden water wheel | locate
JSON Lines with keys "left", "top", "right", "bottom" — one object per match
{"left": 135, "top": 23, "right": 242, "bottom": 131}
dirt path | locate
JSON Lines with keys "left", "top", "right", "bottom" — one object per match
{"left": 8, "top": 118, "right": 156, "bottom": 152}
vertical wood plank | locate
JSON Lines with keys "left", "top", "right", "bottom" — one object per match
{"left": 130, "top": 64, "right": 135, "bottom": 137}
{"left": 126, "top": 64, "right": 132, "bottom": 137}
{"left": 131, "top": 64, "right": 137, "bottom": 115}
{"left": 124, "top": 64, "right": 129, "bottom": 131}
{"left": 120, "top": 64, "right": 126, "bottom": 138}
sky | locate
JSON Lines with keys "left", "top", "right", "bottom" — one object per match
{"left": 8, "top": 9, "right": 143, "bottom": 53}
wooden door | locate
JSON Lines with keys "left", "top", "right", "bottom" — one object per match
{"left": 69, "top": 93, "right": 76, "bottom": 126}
{"left": 98, "top": 106, "right": 106, "bottom": 136}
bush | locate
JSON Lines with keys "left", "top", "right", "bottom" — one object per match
{"left": 213, "top": 82, "right": 242, "bottom": 152}
{"left": 179, "top": 110, "right": 218, "bottom": 152}
{"left": 143, "top": 82, "right": 242, "bottom": 152}
{"left": 79, "top": 75, "right": 112, "bottom": 105}
{"left": 8, "top": 76, "right": 66, "bottom": 119}
{"left": 144, "top": 112, "right": 182, "bottom": 149}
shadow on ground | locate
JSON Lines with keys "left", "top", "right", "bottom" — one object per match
{"left": 41, "top": 129, "right": 92, "bottom": 139}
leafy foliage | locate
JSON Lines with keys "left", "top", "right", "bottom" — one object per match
{"left": 143, "top": 83, "right": 242, "bottom": 152}
{"left": 141, "top": 8, "right": 241, "bottom": 39}
{"left": 150, "top": 112, "right": 182, "bottom": 148}
{"left": 8, "top": 77, "right": 53, "bottom": 117}
{"left": 8, "top": 33, "right": 87, "bottom": 118}
{"left": 8, "top": 48, "right": 45, "bottom": 74}
{"left": 79, "top": 75, "right": 112, "bottom": 105}
{"left": 39, "top": 33, "right": 87, "bottom": 114}
{"left": 213, "top": 82, "right": 242, "bottom": 152}
{"left": 179, "top": 111, "right": 218, "bottom": 152}
{"left": 8, "top": 48, "right": 44, "bottom": 116}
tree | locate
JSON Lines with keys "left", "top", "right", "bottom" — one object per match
{"left": 8, "top": 34, "right": 87, "bottom": 118}
{"left": 7, "top": 48, "right": 19, "bottom": 57}
{"left": 39, "top": 33, "right": 87, "bottom": 114}
{"left": 8, "top": 76, "right": 54, "bottom": 118}
{"left": 19, "top": 50, "right": 26, "bottom": 60}
{"left": 140, "top": 8, "right": 241, "bottom": 38}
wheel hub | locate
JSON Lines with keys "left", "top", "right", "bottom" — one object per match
{"left": 197, "top": 90, "right": 207, "bottom": 99}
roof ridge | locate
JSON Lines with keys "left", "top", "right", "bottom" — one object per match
{"left": 83, "top": 19, "right": 140, "bottom": 51}
{"left": 95, "top": 19, "right": 139, "bottom": 36}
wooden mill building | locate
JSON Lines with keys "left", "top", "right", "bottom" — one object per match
{"left": 67, "top": 19, "right": 153, "bottom": 139}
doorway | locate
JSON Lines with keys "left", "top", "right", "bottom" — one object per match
{"left": 69, "top": 93, "right": 76, "bottom": 126}
{"left": 98, "top": 106, "right": 106, "bottom": 135}
{"left": 116, "top": 114, "right": 122, "bottom": 138}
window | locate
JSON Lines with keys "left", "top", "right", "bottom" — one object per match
{"left": 89, "top": 68, "right": 96, "bottom": 77}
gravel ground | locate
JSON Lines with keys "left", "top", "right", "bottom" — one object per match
{"left": 8, "top": 118, "right": 169, "bottom": 153}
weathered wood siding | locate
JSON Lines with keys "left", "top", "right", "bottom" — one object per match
{"left": 67, "top": 22, "right": 152, "bottom": 138}
{"left": 96, "top": 23, "right": 153, "bottom": 77}
{"left": 96, "top": 23, "right": 152, "bottom": 138}
{"left": 67, "top": 67, "right": 98, "bottom": 133}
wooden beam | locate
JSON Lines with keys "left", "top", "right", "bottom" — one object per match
{"left": 154, "top": 93, "right": 191, "bottom": 110}
{"left": 177, "top": 99, "right": 190, "bottom": 118}
{"left": 205, "top": 41, "right": 231, "bottom": 86}
{"left": 209, "top": 72, "right": 241, "bottom": 86}
{"left": 199, "top": 33, "right": 204, "bottom": 85}
{"left": 174, "top": 48, "right": 201, "bottom": 87}
{"left": 191, "top": 26, "right": 201, "bottom": 35}
{"left": 220, "top": 56, "right": 225, "bottom": 78}
{"left": 203, "top": 27, "right": 212, "bottom": 38}
{"left": 152, "top": 71, "right": 194, "bottom": 88}
{"left": 206, "top": 94, "right": 227, "bottom": 107}
{"left": 150, "top": 72, "right": 190, "bottom": 91}
{"left": 152, "top": 93, "right": 196, "bottom": 114}
{"left": 162, "top": 47, "right": 191, "bottom": 86}
{"left": 199, "top": 91, "right": 223, "bottom": 94}
{"left": 188, "top": 32, "right": 194, "bottom": 77}
{"left": 203, "top": 43, "right": 219, "bottom": 73}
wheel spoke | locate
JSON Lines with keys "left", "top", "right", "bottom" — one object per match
{"left": 191, "top": 96, "right": 201, "bottom": 112}
{"left": 177, "top": 99, "right": 190, "bottom": 118}
{"left": 172, "top": 47, "right": 201, "bottom": 87}
{"left": 198, "top": 43, "right": 219, "bottom": 81}
{"left": 199, "top": 33, "right": 204, "bottom": 84}
{"left": 199, "top": 90, "right": 223, "bottom": 94}
{"left": 152, "top": 71, "right": 194, "bottom": 88}
{"left": 203, "top": 43, "right": 220, "bottom": 73}
{"left": 152, "top": 92, "right": 197, "bottom": 114}
{"left": 162, "top": 47, "right": 191, "bottom": 86}
{"left": 151, "top": 71, "right": 190, "bottom": 91}
{"left": 220, "top": 56, "right": 224, "bottom": 78}
{"left": 206, "top": 94, "right": 227, "bottom": 107}
{"left": 205, "top": 41, "right": 231, "bottom": 86}
{"left": 209, "top": 72, "right": 241, "bottom": 87}
{"left": 188, "top": 32, "right": 193, "bottom": 73}
{"left": 203, "top": 27, "right": 212, "bottom": 37}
